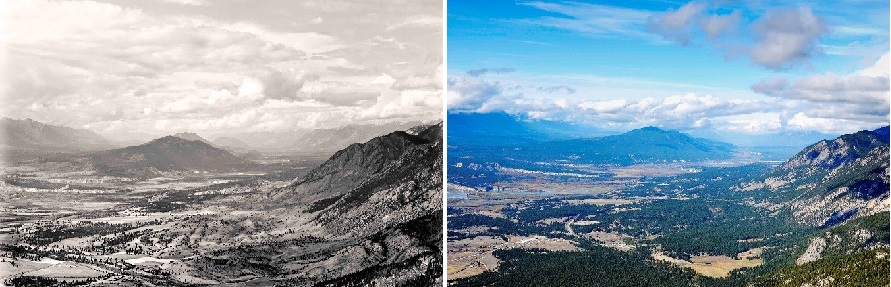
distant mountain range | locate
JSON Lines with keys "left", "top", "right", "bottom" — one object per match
{"left": 91, "top": 136, "right": 245, "bottom": 178}
{"left": 212, "top": 136, "right": 253, "bottom": 150}
{"left": 231, "top": 121, "right": 431, "bottom": 153}
{"left": 0, "top": 117, "right": 112, "bottom": 151}
{"left": 746, "top": 126, "right": 890, "bottom": 227}
{"left": 448, "top": 112, "right": 609, "bottom": 146}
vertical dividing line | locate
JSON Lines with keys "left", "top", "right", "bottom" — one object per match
{"left": 441, "top": 0, "right": 449, "bottom": 285}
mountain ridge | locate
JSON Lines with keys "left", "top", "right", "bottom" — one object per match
{"left": 745, "top": 126, "right": 890, "bottom": 227}
{"left": 0, "top": 117, "right": 112, "bottom": 151}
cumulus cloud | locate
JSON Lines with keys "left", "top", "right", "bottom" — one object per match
{"left": 752, "top": 52, "right": 889, "bottom": 104}
{"left": 750, "top": 6, "right": 826, "bottom": 70}
{"left": 647, "top": 2, "right": 829, "bottom": 70}
{"left": 447, "top": 74, "right": 775, "bottom": 131}
{"left": 750, "top": 53, "right": 889, "bottom": 132}
{"left": 447, "top": 77, "right": 504, "bottom": 111}
{"left": 701, "top": 10, "right": 740, "bottom": 40}
{"left": 2, "top": 0, "right": 442, "bottom": 137}
{"left": 647, "top": 2, "right": 705, "bottom": 45}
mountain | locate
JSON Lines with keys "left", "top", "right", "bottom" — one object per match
{"left": 225, "top": 122, "right": 429, "bottom": 153}
{"left": 271, "top": 123, "right": 443, "bottom": 285}
{"left": 289, "top": 123, "right": 430, "bottom": 153}
{"left": 90, "top": 136, "right": 245, "bottom": 178}
{"left": 279, "top": 122, "right": 442, "bottom": 235}
{"left": 0, "top": 117, "right": 111, "bottom": 151}
{"left": 689, "top": 129, "right": 839, "bottom": 148}
{"left": 745, "top": 127, "right": 890, "bottom": 227}
{"left": 213, "top": 136, "right": 252, "bottom": 150}
{"left": 172, "top": 132, "right": 215, "bottom": 146}
{"left": 539, "top": 126, "right": 735, "bottom": 165}
{"left": 448, "top": 112, "right": 608, "bottom": 146}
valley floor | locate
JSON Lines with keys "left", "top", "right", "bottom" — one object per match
{"left": 446, "top": 160, "right": 890, "bottom": 286}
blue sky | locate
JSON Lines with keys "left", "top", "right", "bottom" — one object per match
{"left": 447, "top": 0, "right": 890, "bottom": 135}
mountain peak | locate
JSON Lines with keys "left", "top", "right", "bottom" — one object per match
{"left": 635, "top": 126, "right": 665, "bottom": 132}
{"left": 92, "top": 135, "right": 243, "bottom": 178}
{"left": 171, "top": 132, "right": 213, "bottom": 145}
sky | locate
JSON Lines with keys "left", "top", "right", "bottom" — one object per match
{"left": 447, "top": 0, "right": 890, "bottom": 135}
{"left": 1, "top": 0, "right": 442, "bottom": 139}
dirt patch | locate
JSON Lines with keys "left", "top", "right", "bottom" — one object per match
{"left": 448, "top": 235, "right": 579, "bottom": 280}
{"left": 651, "top": 249, "right": 763, "bottom": 278}
{"left": 584, "top": 231, "right": 634, "bottom": 251}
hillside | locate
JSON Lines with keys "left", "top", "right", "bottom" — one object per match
{"left": 270, "top": 123, "right": 443, "bottom": 285}
{"left": 90, "top": 136, "right": 244, "bottom": 178}
{"left": 0, "top": 117, "right": 111, "bottom": 151}
{"left": 745, "top": 127, "right": 890, "bottom": 227}
{"left": 752, "top": 212, "right": 890, "bottom": 287}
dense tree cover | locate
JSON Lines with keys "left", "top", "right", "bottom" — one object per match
{"left": 452, "top": 245, "right": 700, "bottom": 287}
{"left": 5, "top": 276, "right": 100, "bottom": 287}
{"left": 750, "top": 248, "right": 890, "bottom": 287}
{"left": 21, "top": 222, "right": 137, "bottom": 246}
{"left": 447, "top": 158, "right": 889, "bottom": 286}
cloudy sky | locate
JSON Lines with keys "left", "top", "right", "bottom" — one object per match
{"left": 2, "top": 0, "right": 442, "bottom": 139}
{"left": 447, "top": 0, "right": 889, "bottom": 135}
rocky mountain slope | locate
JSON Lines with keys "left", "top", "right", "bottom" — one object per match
{"left": 90, "top": 136, "right": 245, "bottom": 178}
{"left": 261, "top": 122, "right": 443, "bottom": 285}
{"left": 751, "top": 211, "right": 889, "bottom": 287}
{"left": 745, "top": 127, "right": 890, "bottom": 227}
{"left": 0, "top": 117, "right": 111, "bottom": 151}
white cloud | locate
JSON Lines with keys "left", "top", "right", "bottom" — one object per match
{"left": 516, "top": 1, "right": 655, "bottom": 39}
{"left": 750, "top": 6, "right": 826, "bottom": 70}
{"left": 701, "top": 11, "right": 740, "bottom": 40}
{"left": 3, "top": 0, "right": 442, "bottom": 136}
{"left": 447, "top": 77, "right": 503, "bottom": 111}
{"left": 371, "top": 74, "right": 397, "bottom": 85}
{"left": 647, "top": 2, "right": 705, "bottom": 45}
{"left": 387, "top": 15, "right": 441, "bottom": 30}
{"left": 752, "top": 52, "right": 889, "bottom": 104}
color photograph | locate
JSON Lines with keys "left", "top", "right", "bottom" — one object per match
{"left": 446, "top": 1, "right": 890, "bottom": 286}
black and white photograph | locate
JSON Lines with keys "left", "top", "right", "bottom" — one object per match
{"left": 1, "top": 0, "right": 443, "bottom": 285}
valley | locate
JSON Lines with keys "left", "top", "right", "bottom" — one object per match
{"left": 1, "top": 121, "right": 444, "bottom": 286}
{"left": 446, "top": 125, "right": 890, "bottom": 286}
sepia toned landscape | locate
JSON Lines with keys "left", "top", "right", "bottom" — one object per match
{"left": 1, "top": 118, "right": 444, "bottom": 286}
{"left": 2, "top": 0, "right": 443, "bottom": 286}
